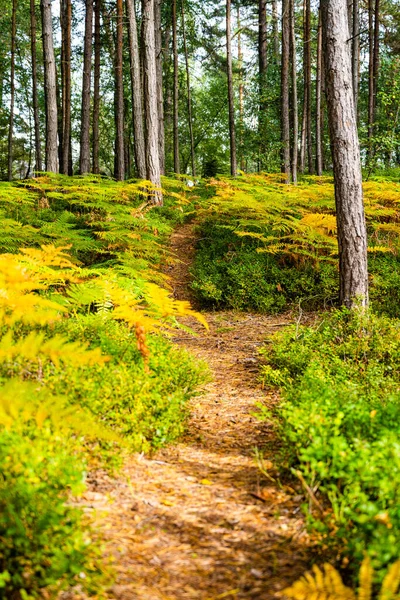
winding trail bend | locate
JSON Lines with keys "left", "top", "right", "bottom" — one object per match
{"left": 85, "top": 223, "right": 314, "bottom": 600}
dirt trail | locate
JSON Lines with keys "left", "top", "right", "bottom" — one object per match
{"left": 85, "top": 223, "right": 313, "bottom": 600}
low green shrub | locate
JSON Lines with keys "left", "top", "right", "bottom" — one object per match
{"left": 190, "top": 220, "right": 338, "bottom": 312}
{"left": 44, "top": 316, "right": 208, "bottom": 450}
{"left": 0, "top": 417, "right": 107, "bottom": 599}
{"left": 0, "top": 176, "right": 208, "bottom": 598}
{"left": 258, "top": 309, "right": 400, "bottom": 578}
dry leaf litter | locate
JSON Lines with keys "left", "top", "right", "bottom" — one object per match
{"left": 72, "top": 223, "right": 316, "bottom": 600}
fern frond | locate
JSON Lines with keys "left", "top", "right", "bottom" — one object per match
{"left": 358, "top": 556, "right": 373, "bottom": 600}
{"left": 379, "top": 561, "right": 400, "bottom": 600}
{"left": 281, "top": 564, "right": 356, "bottom": 600}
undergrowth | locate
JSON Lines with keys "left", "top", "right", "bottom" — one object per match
{"left": 0, "top": 175, "right": 208, "bottom": 599}
{"left": 258, "top": 309, "right": 400, "bottom": 582}
{"left": 191, "top": 173, "right": 400, "bottom": 316}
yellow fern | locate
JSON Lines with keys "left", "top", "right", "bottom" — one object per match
{"left": 282, "top": 558, "right": 400, "bottom": 600}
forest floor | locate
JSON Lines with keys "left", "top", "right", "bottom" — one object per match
{"left": 80, "top": 223, "right": 315, "bottom": 600}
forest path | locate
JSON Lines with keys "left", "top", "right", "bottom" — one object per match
{"left": 86, "top": 223, "right": 313, "bottom": 600}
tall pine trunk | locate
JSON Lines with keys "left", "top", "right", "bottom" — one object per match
{"left": 30, "top": 0, "right": 42, "bottom": 173}
{"left": 305, "top": 0, "right": 313, "bottom": 173}
{"left": 154, "top": 0, "right": 165, "bottom": 174}
{"left": 258, "top": 0, "right": 267, "bottom": 96}
{"left": 315, "top": 8, "right": 323, "bottom": 175}
{"left": 114, "top": 0, "right": 125, "bottom": 180}
{"left": 172, "top": 0, "right": 180, "bottom": 173}
{"left": 60, "top": 0, "right": 71, "bottom": 175}
{"left": 367, "top": 0, "right": 374, "bottom": 159}
{"left": 272, "top": 0, "right": 279, "bottom": 61}
{"left": 126, "top": 0, "right": 146, "bottom": 179}
{"left": 142, "top": 0, "right": 162, "bottom": 204}
{"left": 8, "top": 0, "right": 17, "bottom": 181}
{"left": 92, "top": 0, "right": 101, "bottom": 174}
{"left": 352, "top": 0, "right": 360, "bottom": 112}
{"left": 321, "top": 0, "right": 368, "bottom": 308}
{"left": 238, "top": 6, "right": 245, "bottom": 172}
{"left": 226, "top": 0, "right": 237, "bottom": 177}
{"left": 290, "top": 0, "right": 298, "bottom": 184}
{"left": 79, "top": 0, "right": 93, "bottom": 174}
{"left": 181, "top": 0, "right": 196, "bottom": 177}
{"left": 281, "top": 0, "right": 290, "bottom": 182}
{"left": 41, "top": 0, "right": 58, "bottom": 173}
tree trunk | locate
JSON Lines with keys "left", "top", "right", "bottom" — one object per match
{"left": 272, "top": 0, "right": 279, "bottom": 60}
{"left": 60, "top": 0, "right": 71, "bottom": 175}
{"left": 351, "top": 0, "right": 359, "bottom": 113}
{"left": 372, "top": 0, "right": 380, "bottom": 127}
{"left": 8, "top": 0, "right": 17, "bottom": 181}
{"left": 238, "top": 5, "right": 245, "bottom": 172}
{"left": 305, "top": 0, "right": 313, "bottom": 173}
{"left": 79, "top": 0, "right": 93, "bottom": 175}
{"left": 315, "top": 8, "right": 323, "bottom": 175}
{"left": 258, "top": 0, "right": 267, "bottom": 94}
{"left": 92, "top": 0, "right": 101, "bottom": 174}
{"left": 142, "top": 0, "right": 162, "bottom": 204}
{"left": 367, "top": 0, "right": 374, "bottom": 158}
{"left": 290, "top": 0, "right": 298, "bottom": 184}
{"left": 154, "top": 0, "right": 165, "bottom": 174}
{"left": 41, "top": 0, "right": 58, "bottom": 173}
{"left": 181, "top": 0, "right": 196, "bottom": 177}
{"left": 172, "top": 0, "right": 180, "bottom": 173}
{"left": 321, "top": 0, "right": 368, "bottom": 308}
{"left": 31, "top": 0, "right": 42, "bottom": 173}
{"left": 114, "top": 0, "right": 125, "bottom": 180}
{"left": 281, "top": 0, "right": 290, "bottom": 182}
{"left": 226, "top": 0, "right": 237, "bottom": 177}
{"left": 126, "top": 0, "right": 146, "bottom": 179}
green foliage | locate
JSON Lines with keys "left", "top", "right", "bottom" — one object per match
{"left": 258, "top": 309, "right": 400, "bottom": 579}
{"left": 0, "top": 175, "right": 208, "bottom": 597}
{"left": 0, "top": 422, "right": 107, "bottom": 599}
{"left": 191, "top": 173, "right": 400, "bottom": 317}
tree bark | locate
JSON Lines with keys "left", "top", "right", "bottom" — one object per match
{"left": 226, "top": 0, "right": 237, "bottom": 177}
{"left": 8, "top": 0, "right": 17, "bottom": 181}
{"left": 321, "top": 0, "right": 368, "bottom": 308}
{"left": 181, "top": 0, "right": 196, "bottom": 177}
{"left": 41, "top": 0, "right": 58, "bottom": 173}
{"left": 79, "top": 0, "right": 93, "bottom": 175}
{"left": 30, "top": 0, "right": 42, "bottom": 173}
{"left": 142, "top": 0, "right": 162, "bottom": 204}
{"left": 238, "top": 5, "right": 245, "bottom": 172}
{"left": 172, "top": 0, "right": 180, "bottom": 173}
{"left": 351, "top": 0, "right": 359, "bottom": 113}
{"left": 154, "top": 0, "right": 165, "bottom": 174}
{"left": 372, "top": 0, "right": 380, "bottom": 127}
{"left": 316, "top": 8, "right": 323, "bottom": 175}
{"left": 60, "top": 0, "right": 71, "bottom": 175}
{"left": 92, "top": 0, "right": 101, "bottom": 174}
{"left": 290, "top": 0, "right": 298, "bottom": 184}
{"left": 272, "top": 0, "right": 279, "bottom": 61}
{"left": 258, "top": 0, "right": 267, "bottom": 94}
{"left": 126, "top": 0, "right": 146, "bottom": 179}
{"left": 114, "top": 0, "right": 125, "bottom": 180}
{"left": 305, "top": 0, "right": 313, "bottom": 173}
{"left": 281, "top": 0, "right": 290, "bottom": 182}
{"left": 367, "top": 0, "right": 374, "bottom": 157}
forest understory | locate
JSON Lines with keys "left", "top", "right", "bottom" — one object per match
{"left": 2, "top": 173, "right": 400, "bottom": 600}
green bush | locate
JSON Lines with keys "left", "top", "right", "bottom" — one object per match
{"left": 258, "top": 309, "right": 400, "bottom": 578}
{"left": 0, "top": 425, "right": 106, "bottom": 599}
{"left": 0, "top": 176, "right": 208, "bottom": 597}
{"left": 43, "top": 316, "right": 208, "bottom": 450}
{"left": 190, "top": 220, "right": 338, "bottom": 312}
